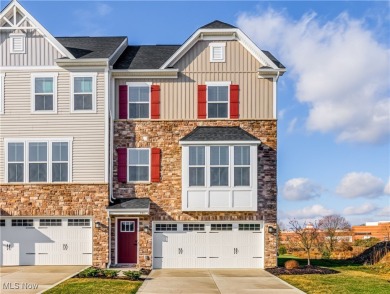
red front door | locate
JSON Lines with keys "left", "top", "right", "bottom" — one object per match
{"left": 117, "top": 219, "right": 138, "bottom": 263}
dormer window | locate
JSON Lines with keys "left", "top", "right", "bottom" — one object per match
{"left": 209, "top": 42, "right": 226, "bottom": 62}
{"left": 10, "top": 33, "right": 25, "bottom": 54}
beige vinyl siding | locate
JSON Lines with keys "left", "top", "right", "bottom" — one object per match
{"left": 0, "top": 70, "right": 106, "bottom": 183}
{"left": 0, "top": 30, "right": 64, "bottom": 67}
{"left": 115, "top": 40, "right": 273, "bottom": 120}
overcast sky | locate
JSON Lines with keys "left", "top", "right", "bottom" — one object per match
{"left": 4, "top": 0, "right": 389, "bottom": 226}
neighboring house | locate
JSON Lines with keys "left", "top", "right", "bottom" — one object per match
{"left": 0, "top": 0, "right": 285, "bottom": 269}
{"left": 0, "top": 0, "right": 126, "bottom": 267}
{"left": 352, "top": 221, "right": 390, "bottom": 241}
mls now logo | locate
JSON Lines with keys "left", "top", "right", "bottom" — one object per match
{"left": 3, "top": 282, "right": 38, "bottom": 290}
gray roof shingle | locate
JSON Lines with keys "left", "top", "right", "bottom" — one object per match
{"left": 180, "top": 127, "right": 260, "bottom": 142}
{"left": 201, "top": 20, "right": 236, "bottom": 29}
{"left": 113, "top": 45, "right": 180, "bottom": 69}
{"left": 108, "top": 198, "right": 150, "bottom": 210}
{"left": 262, "top": 50, "right": 285, "bottom": 69}
{"left": 56, "top": 37, "right": 126, "bottom": 59}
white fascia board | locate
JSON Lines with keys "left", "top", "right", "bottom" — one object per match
{"left": 55, "top": 58, "right": 109, "bottom": 67}
{"left": 179, "top": 140, "right": 261, "bottom": 146}
{"left": 108, "top": 38, "right": 128, "bottom": 65}
{"left": 106, "top": 209, "right": 150, "bottom": 215}
{"left": 5, "top": 1, "right": 75, "bottom": 59}
{"left": 111, "top": 69, "right": 179, "bottom": 78}
{"left": 160, "top": 27, "right": 284, "bottom": 71}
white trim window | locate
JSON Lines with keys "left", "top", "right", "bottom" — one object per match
{"left": 189, "top": 146, "right": 205, "bottom": 186}
{"left": 128, "top": 82, "right": 151, "bottom": 119}
{"left": 5, "top": 138, "right": 72, "bottom": 183}
{"left": 181, "top": 143, "right": 258, "bottom": 211}
{"left": 71, "top": 73, "right": 97, "bottom": 112}
{"left": 0, "top": 73, "right": 4, "bottom": 114}
{"left": 31, "top": 73, "right": 58, "bottom": 113}
{"left": 7, "top": 142, "right": 24, "bottom": 182}
{"left": 209, "top": 42, "right": 226, "bottom": 62}
{"left": 128, "top": 148, "right": 150, "bottom": 182}
{"left": 206, "top": 82, "right": 230, "bottom": 118}
{"left": 10, "top": 33, "right": 25, "bottom": 54}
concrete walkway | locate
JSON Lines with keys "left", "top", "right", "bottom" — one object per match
{"left": 0, "top": 265, "right": 87, "bottom": 294}
{"left": 138, "top": 269, "right": 305, "bottom": 294}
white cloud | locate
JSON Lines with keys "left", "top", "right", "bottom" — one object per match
{"left": 73, "top": 3, "right": 113, "bottom": 35}
{"left": 343, "top": 203, "right": 377, "bottom": 215}
{"left": 237, "top": 9, "right": 390, "bottom": 144}
{"left": 287, "top": 117, "right": 298, "bottom": 133}
{"left": 282, "top": 178, "right": 323, "bottom": 200}
{"left": 336, "top": 172, "right": 385, "bottom": 198}
{"left": 287, "top": 204, "right": 333, "bottom": 219}
{"left": 384, "top": 178, "right": 390, "bottom": 195}
{"left": 377, "top": 206, "right": 390, "bottom": 217}
{"left": 278, "top": 108, "right": 287, "bottom": 119}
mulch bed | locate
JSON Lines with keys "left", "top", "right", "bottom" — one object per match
{"left": 266, "top": 265, "right": 339, "bottom": 276}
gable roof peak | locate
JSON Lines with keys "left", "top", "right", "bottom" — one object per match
{"left": 200, "top": 20, "right": 236, "bottom": 29}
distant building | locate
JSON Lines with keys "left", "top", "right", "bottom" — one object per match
{"left": 352, "top": 221, "right": 390, "bottom": 241}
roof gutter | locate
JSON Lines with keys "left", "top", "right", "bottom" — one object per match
{"left": 258, "top": 67, "right": 286, "bottom": 78}
{"left": 111, "top": 68, "right": 178, "bottom": 78}
{"left": 55, "top": 58, "right": 109, "bottom": 67}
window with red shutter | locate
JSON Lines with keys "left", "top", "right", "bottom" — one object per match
{"left": 151, "top": 85, "right": 160, "bottom": 119}
{"left": 151, "top": 148, "right": 161, "bottom": 182}
{"left": 198, "top": 85, "right": 207, "bottom": 119}
{"left": 117, "top": 148, "right": 127, "bottom": 183}
{"left": 119, "top": 85, "right": 128, "bottom": 119}
{"left": 230, "top": 84, "right": 239, "bottom": 119}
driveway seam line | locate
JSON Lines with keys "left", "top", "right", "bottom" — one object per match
{"left": 209, "top": 270, "right": 222, "bottom": 294}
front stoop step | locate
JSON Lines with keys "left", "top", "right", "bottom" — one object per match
{"left": 110, "top": 263, "right": 137, "bottom": 269}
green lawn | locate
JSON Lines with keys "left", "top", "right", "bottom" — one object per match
{"left": 277, "top": 256, "right": 390, "bottom": 294}
{"left": 44, "top": 278, "right": 142, "bottom": 294}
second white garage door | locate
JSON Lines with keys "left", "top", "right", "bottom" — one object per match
{"left": 152, "top": 222, "right": 264, "bottom": 269}
{"left": 0, "top": 218, "right": 92, "bottom": 266}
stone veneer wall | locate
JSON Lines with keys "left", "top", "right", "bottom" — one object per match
{"left": 0, "top": 184, "right": 109, "bottom": 267}
{"left": 113, "top": 120, "right": 278, "bottom": 268}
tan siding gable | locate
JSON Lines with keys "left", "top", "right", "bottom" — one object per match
{"left": 0, "top": 30, "right": 65, "bottom": 67}
{"left": 0, "top": 70, "right": 106, "bottom": 183}
{"left": 115, "top": 40, "right": 274, "bottom": 119}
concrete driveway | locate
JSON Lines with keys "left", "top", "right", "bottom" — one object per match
{"left": 0, "top": 265, "right": 87, "bottom": 294}
{"left": 138, "top": 269, "right": 304, "bottom": 294}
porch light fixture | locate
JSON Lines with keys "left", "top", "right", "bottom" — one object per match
{"left": 143, "top": 225, "right": 150, "bottom": 233}
{"left": 95, "top": 221, "right": 102, "bottom": 229}
{"left": 268, "top": 226, "right": 277, "bottom": 234}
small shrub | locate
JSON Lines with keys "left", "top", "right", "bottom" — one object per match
{"left": 123, "top": 270, "right": 141, "bottom": 280}
{"left": 284, "top": 259, "right": 300, "bottom": 269}
{"left": 102, "top": 269, "right": 120, "bottom": 278}
{"left": 278, "top": 245, "right": 287, "bottom": 255}
{"left": 78, "top": 267, "right": 102, "bottom": 278}
{"left": 322, "top": 250, "right": 331, "bottom": 259}
{"left": 354, "top": 238, "right": 381, "bottom": 247}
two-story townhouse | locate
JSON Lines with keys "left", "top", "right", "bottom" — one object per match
{"left": 109, "top": 20, "right": 285, "bottom": 269}
{"left": 0, "top": 0, "right": 126, "bottom": 267}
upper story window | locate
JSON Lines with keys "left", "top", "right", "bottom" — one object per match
{"left": 5, "top": 139, "right": 72, "bottom": 183}
{"left": 71, "top": 73, "right": 96, "bottom": 112}
{"left": 128, "top": 148, "right": 150, "bottom": 182}
{"left": 209, "top": 42, "right": 226, "bottom": 62}
{"left": 128, "top": 83, "right": 151, "bottom": 119}
{"left": 31, "top": 73, "right": 58, "bottom": 113}
{"left": 10, "top": 33, "right": 25, "bottom": 54}
{"left": 207, "top": 84, "right": 229, "bottom": 118}
{"left": 0, "top": 73, "right": 4, "bottom": 114}
{"left": 198, "top": 82, "right": 238, "bottom": 119}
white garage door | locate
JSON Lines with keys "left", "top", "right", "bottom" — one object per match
{"left": 152, "top": 222, "right": 264, "bottom": 269}
{"left": 0, "top": 218, "right": 92, "bottom": 266}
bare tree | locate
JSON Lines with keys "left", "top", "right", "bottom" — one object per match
{"left": 289, "top": 219, "right": 320, "bottom": 266}
{"left": 318, "top": 215, "right": 351, "bottom": 254}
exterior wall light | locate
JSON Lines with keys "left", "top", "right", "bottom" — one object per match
{"left": 95, "top": 221, "right": 102, "bottom": 228}
{"left": 144, "top": 225, "right": 150, "bottom": 233}
{"left": 268, "top": 226, "right": 277, "bottom": 234}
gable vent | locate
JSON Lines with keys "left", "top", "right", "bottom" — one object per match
{"left": 10, "top": 34, "right": 26, "bottom": 53}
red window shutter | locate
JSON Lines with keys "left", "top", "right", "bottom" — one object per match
{"left": 119, "top": 85, "right": 128, "bottom": 119}
{"left": 198, "top": 85, "right": 207, "bottom": 119}
{"left": 151, "top": 85, "right": 160, "bottom": 119}
{"left": 230, "top": 84, "right": 239, "bottom": 119}
{"left": 151, "top": 148, "right": 161, "bottom": 183}
{"left": 117, "top": 148, "right": 127, "bottom": 183}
